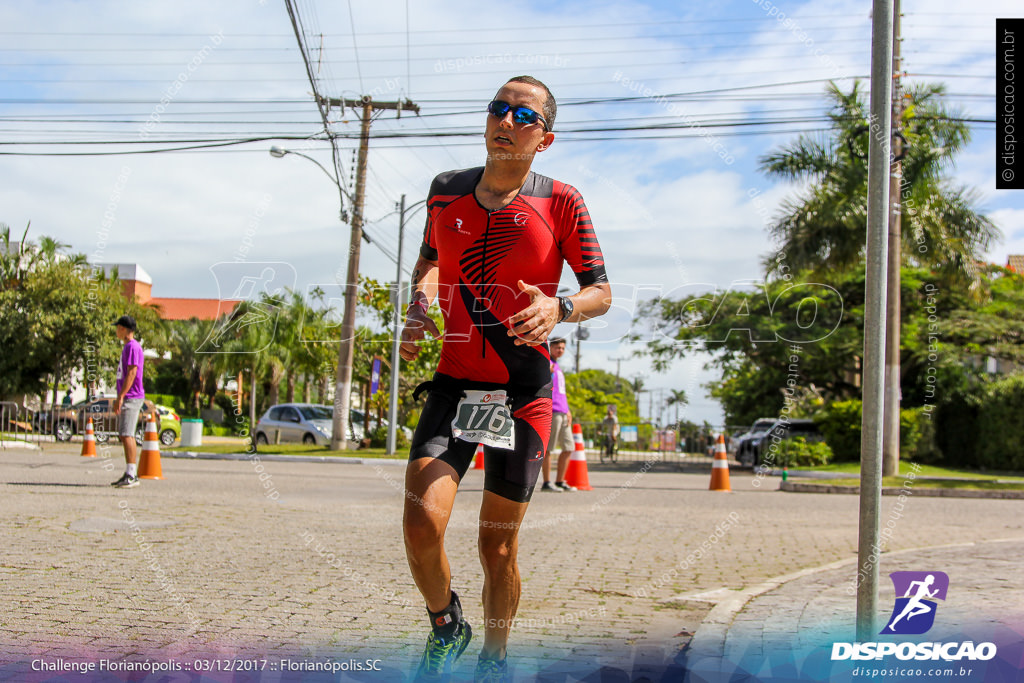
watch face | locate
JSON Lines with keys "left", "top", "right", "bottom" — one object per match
{"left": 560, "top": 297, "right": 573, "bottom": 320}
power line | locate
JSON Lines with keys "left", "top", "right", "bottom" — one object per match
{"left": 346, "top": 0, "right": 364, "bottom": 92}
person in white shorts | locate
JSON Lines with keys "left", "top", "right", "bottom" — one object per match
{"left": 541, "top": 337, "right": 576, "bottom": 492}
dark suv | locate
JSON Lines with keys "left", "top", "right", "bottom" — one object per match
{"left": 748, "top": 418, "right": 825, "bottom": 468}
{"left": 735, "top": 418, "right": 778, "bottom": 467}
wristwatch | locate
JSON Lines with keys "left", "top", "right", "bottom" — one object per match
{"left": 557, "top": 296, "right": 574, "bottom": 323}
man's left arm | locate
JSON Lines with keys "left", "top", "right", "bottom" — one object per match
{"left": 507, "top": 281, "right": 611, "bottom": 347}
{"left": 113, "top": 366, "right": 137, "bottom": 412}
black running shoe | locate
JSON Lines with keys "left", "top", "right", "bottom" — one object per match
{"left": 111, "top": 473, "right": 139, "bottom": 488}
{"left": 414, "top": 619, "right": 472, "bottom": 680}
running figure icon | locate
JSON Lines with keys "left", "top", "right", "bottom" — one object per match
{"left": 887, "top": 574, "right": 939, "bottom": 631}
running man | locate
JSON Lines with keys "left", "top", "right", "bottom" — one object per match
{"left": 887, "top": 574, "right": 939, "bottom": 631}
{"left": 111, "top": 315, "right": 145, "bottom": 488}
{"left": 400, "top": 75, "right": 611, "bottom": 681}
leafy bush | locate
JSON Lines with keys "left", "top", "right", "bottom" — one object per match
{"left": 369, "top": 425, "right": 410, "bottom": 450}
{"left": 901, "top": 406, "right": 941, "bottom": 463}
{"left": 776, "top": 436, "right": 833, "bottom": 467}
{"left": 816, "top": 399, "right": 939, "bottom": 463}
{"left": 977, "top": 374, "right": 1024, "bottom": 471}
{"left": 815, "top": 400, "right": 862, "bottom": 461}
{"left": 146, "top": 393, "right": 185, "bottom": 413}
{"left": 934, "top": 391, "right": 982, "bottom": 468}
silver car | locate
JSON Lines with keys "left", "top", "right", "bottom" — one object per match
{"left": 254, "top": 403, "right": 340, "bottom": 446}
{"left": 254, "top": 403, "right": 410, "bottom": 447}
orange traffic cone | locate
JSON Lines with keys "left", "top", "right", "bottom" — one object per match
{"left": 473, "top": 443, "right": 485, "bottom": 469}
{"left": 709, "top": 433, "right": 731, "bottom": 492}
{"left": 564, "top": 423, "right": 592, "bottom": 491}
{"left": 138, "top": 414, "right": 164, "bottom": 480}
{"left": 80, "top": 418, "right": 97, "bottom": 457}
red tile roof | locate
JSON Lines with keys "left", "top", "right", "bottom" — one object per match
{"left": 148, "top": 298, "right": 243, "bottom": 321}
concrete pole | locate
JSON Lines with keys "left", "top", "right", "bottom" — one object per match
{"left": 883, "top": 0, "right": 903, "bottom": 478}
{"left": 331, "top": 99, "right": 372, "bottom": 451}
{"left": 857, "top": 0, "right": 895, "bottom": 640}
{"left": 386, "top": 194, "right": 406, "bottom": 455}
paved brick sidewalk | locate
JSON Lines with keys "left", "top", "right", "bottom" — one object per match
{"left": 682, "top": 539, "right": 1024, "bottom": 681}
{"left": 1, "top": 445, "right": 1021, "bottom": 680}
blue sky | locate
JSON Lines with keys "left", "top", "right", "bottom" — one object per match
{"left": 0, "top": 0, "right": 1017, "bottom": 424}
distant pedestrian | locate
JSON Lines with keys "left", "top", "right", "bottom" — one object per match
{"left": 111, "top": 315, "right": 144, "bottom": 488}
{"left": 61, "top": 390, "right": 73, "bottom": 408}
{"left": 541, "top": 337, "right": 575, "bottom": 492}
{"left": 602, "top": 405, "right": 619, "bottom": 458}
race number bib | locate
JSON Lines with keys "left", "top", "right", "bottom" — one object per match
{"left": 451, "top": 390, "right": 516, "bottom": 450}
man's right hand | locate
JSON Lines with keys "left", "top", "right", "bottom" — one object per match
{"left": 400, "top": 307, "right": 441, "bottom": 361}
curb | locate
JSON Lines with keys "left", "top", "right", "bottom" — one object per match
{"left": 780, "top": 479, "right": 1024, "bottom": 499}
{"left": 162, "top": 451, "right": 408, "bottom": 466}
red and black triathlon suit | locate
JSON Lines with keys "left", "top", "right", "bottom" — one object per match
{"left": 410, "top": 166, "right": 608, "bottom": 502}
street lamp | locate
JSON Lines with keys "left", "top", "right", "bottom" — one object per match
{"left": 269, "top": 146, "right": 349, "bottom": 223}
{"left": 270, "top": 145, "right": 361, "bottom": 449}
{"left": 386, "top": 194, "right": 427, "bottom": 455}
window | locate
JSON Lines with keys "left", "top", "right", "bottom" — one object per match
{"left": 299, "top": 405, "right": 333, "bottom": 421}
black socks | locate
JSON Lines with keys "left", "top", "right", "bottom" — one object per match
{"left": 428, "top": 590, "right": 463, "bottom": 641}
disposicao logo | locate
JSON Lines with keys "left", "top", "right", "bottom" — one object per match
{"left": 831, "top": 570, "right": 997, "bottom": 662}
{"left": 882, "top": 570, "right": 949, "bottom": 635}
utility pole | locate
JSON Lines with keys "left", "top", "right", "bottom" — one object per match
{"left": 321, "top": 95, "right": 419, "bottom": 451}
{"left": 386, "top": 194, "right": 407, "bottom": 456}
{"left": 858, "top": 0, "right": 894, "bottom": 640}
{"left": 610, "top": 356, "right": 629, "bottom": 392}
{"left": 573, "top": 325, "right": 589, "bottom": 374}
{"left": 386, "top": 194, "right": 426, "bottom": 455}
{"left": 883, "top": 0, "right": 904, "bottom": 477}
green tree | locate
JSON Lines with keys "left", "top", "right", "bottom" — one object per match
{"left": 565, "top": 369, "right": 638, "bottom": 425}
{"left": 0, "top": 224, "right": 156, "bottom": 401}
{"left": 759, "top": 81, "right": 998, "bottom": 287}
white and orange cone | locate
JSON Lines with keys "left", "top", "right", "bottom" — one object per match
{"left": 138, "top": 414, "right": 164, "bottom": 480}
{"left": 709, "top": 433, "right": 731, "bottom": 492}
{"left": 473, "top": 443, "right": 485, "bottom": 469}
{"left": 564, "top": 423, "right": 592, "bottom": 491}
{"left": 80, "top": 418, "right": 97, "bottom": 457}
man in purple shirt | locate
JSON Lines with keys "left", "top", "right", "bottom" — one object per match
{"left": 541, "top": 338, "right": 576, "bottom": 492}
{"left": 111, "top": 315, "right": 145, "bottom": 488}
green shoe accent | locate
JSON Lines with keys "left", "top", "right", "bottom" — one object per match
{"left": 473, "top": 655, "right": 509, "bottom": 683}
{"left": 414, "top": 620, "right": 472, "bottom": 680}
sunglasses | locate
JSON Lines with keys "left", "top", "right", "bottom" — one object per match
{"left": 487, "top": 100, "right": 549, "bottom": 131}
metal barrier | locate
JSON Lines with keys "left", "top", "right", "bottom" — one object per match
{"left": 583, "top": 446, "right": 717, "bottom": 469}
{"left": 0, "top": 401, "right": 51, "bottom": 448}
{"left": 575, "top": 421, "right": 724, "bottom": 469}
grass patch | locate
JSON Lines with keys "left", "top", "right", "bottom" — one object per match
{"left": 795, "top": 461, "right": 1024, "bottom": 481}
{"left": 165, "top": 443, "right": 400, "bottom": 458}
{"left": 819, "top": 477, "right": 1024, "bottom": 491}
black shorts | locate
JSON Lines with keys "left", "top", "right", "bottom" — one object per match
{"left": 409, "top": 376, "right": 552, "bottom": 503}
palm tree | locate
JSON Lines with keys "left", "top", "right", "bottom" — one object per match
{"left": 665, "top": 388, "right": 688, "bottom": 428}
{"left": 759, "top": 81, "right": 998, "bottom": 287}
{"left": 760, "top": 81, "right": 1000, "bottom": 475}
